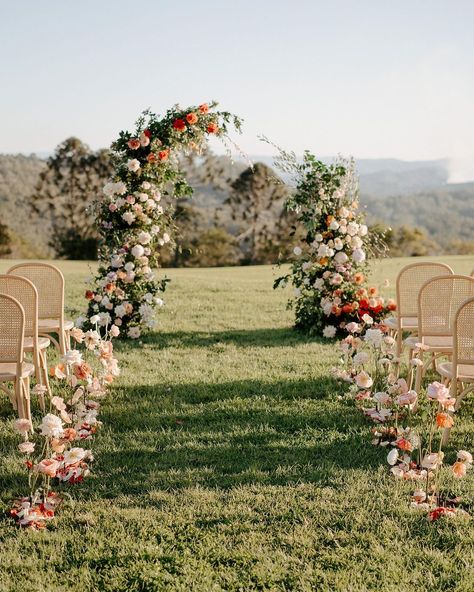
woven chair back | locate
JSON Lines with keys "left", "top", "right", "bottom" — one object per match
{"left": 396, "top": 262, "right": 453, "bottom": 318}
{"left": 8, "top": 262, "right": 64, "bottom": 320}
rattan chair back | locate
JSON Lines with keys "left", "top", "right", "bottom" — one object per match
{"left": 418, "top": 275, "right": 474, "bottom": 338}
{"left": 7, "top": 262, "right": 64, "bottom": 321}
{"left": 396, "top": 262, "right": 453, "bottom": 318}
{"left": 0, "top": 293, "right": 25, "bottom": 364}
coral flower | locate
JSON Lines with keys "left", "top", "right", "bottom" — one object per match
{"left": 199, "top": 103, "right": 209, "bottom": 114}
{"left": 387, "top": 299, "right": 397, "bottom": 311}
{"left": 34, "top": 459, "right": 60, "bottom": 478}
{"left": 368, "top": 286, "right": 378, "bottom": 296}
{"left": 436, "top": 412, "right": 454, "bottom": 429}
{"left": 147, "top": 153, "right": 157, "bottom": 163}
{"left": 186, "top": 112, "right": 198, "bottom": 125}
{"left": 127, "top": 138, "right": 141, "bottom": 150}
{"left": 62, "top": 428, "right": 77, "bottom": 441}
{"left": 85, "top": 290, "right": 94, "bottom": 300}
{"left": 173, "top": 119, "right": 186, "bottom": 132}
{"left": 452, "top": 461, "right": 467, "bottom": 478}
{"left": 341, "top": 304, "right": 353, "bottom": 314}
{"left": 207, "top": 122, "right": 219, "bottom": 134}
{"left": 50, "top": 364, "right": 66, "bottom": 379}
{"left": 73, "top": 362, "right": 93, "bottom": 381}
{"left": 158, "top": 150, "right": 169, "bottom": 161}
{"left": 354, "top": 273, "right": 365, "bottom": 284}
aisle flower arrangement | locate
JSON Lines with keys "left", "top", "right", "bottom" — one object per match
{"left": 9, "top": 322, "right": 119, "bottom": 529}
{"left": 333, "top": 322, "right": 472, "bottom": 521}
{"left": 273, "top": 150, "right": 394, "bottom": 336}
{"left": 85, "top": 102, "right": 242, "bottom": 338}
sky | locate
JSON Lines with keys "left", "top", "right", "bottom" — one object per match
{"left": 1, "top": 0, "right": 474, "bottom": 179}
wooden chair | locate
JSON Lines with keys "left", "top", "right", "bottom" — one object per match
{"left": 0, "top": 293, "right": 34, "bottom": 421}
{"left": 0, "top": 275, "right": 51, "bottom": 409}
{"left": 437, "top": 297, "right": 474, "bottom": 444}
{"left": 383, "top": 262, "right": 454, "bottom": 363}
{"left": 7, "top": 263, "right": 73, "bottom": 355}
{"left": 405, "top": 275, "right": 474, "bottom": 392}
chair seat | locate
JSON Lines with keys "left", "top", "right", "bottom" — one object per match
{"left": 0, "top": 362, "right": 35, "bottom": 380}
{"left": 405, "top": 335, "right": 453, "bottom": 351}
{"left": 437, "top": 361, "right": 474, "bottom": 382}
{"left": 23, "top": 336, "right": 51, "bottom": 352}
{"left": 383, "top": 316, "right": 417, "bottom": 330}
{"left": 38, "top": 318, "right": 74, "bottom": 332}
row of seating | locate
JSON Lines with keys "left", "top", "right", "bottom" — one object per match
{"left": 382, "top": 262, "right": 474, "bottom": 442}
{"left": 0, "top": 263, "right": 73, "bottom": 421}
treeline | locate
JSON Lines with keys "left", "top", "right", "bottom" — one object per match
{"left": 1, "top": 138, "right": 474, "bottom": 264}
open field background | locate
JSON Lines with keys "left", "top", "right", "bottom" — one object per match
{"left": 0, "top": 256, "right": 473, "bottom": 591}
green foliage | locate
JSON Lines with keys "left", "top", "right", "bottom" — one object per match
{"left": 0, "top": 220, "right": 12, "bottom": 256}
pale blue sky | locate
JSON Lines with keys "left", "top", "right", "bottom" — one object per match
{"left": 1, "top": 0, "right": 474, "bottom": 178}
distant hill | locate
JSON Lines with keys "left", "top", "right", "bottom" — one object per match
{"left": 0, "top": 151, "right": 473, "bottom": 257}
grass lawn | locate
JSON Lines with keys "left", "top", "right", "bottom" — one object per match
{"left": 0, "top": 256, "right": 473, "bottom": 591}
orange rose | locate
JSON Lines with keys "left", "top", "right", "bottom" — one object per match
{"left": 186, "top": 112, "right": 198, "bottom": 125}
{"left": 73, "top": 362, "right": 93, "bottom": 381}
{"left": 147, "top": 153, "right": 158, "bottom": 163}
{"left": 354, "top": 273, "right": 364, "bottom": 284}
{"left": 173, "top": 118, "right": 186, "bottom": 132}
{"left": 207, "top": 122, "right": 219, "bottom": 134}
{"left": 436, "top": 412, "right": 454, "bottom": 428}
{"left": 326, "top": 215, "right": 334, "bottom": 226}
{"left": 199, "top": 103, "right": 209, "bottom": 114}
{"left": 158, "top": 149, "right": 169, "bottom": 161}
{"left": 105, "top": 283, "right": 116, "bottom": 293}
{"left": 452, "top": 461, "right": 467, "bottom": 478}
{"left": 368, "top": 287, "right": 378, "bottom": 297}
{"left": 342, "top": 304, "right": 353, "bottom": 314}
{"left": 319, "top": 257, "right": 328, "bottom": 266}
{"left": 332, "top": 305, "right": 342, "bottom": 316}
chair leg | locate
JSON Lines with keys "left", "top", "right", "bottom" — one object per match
{"left": 39, "top": 348, "right": 51, "bottom": 407}
{"left": 14, "top": 378, "right": 24, "bottom": 419}
{"left": 59, "top": 329, "right": 67, "bottom": 355}
{"left": 22, "top": 377, "right": 32, "bottom": 423}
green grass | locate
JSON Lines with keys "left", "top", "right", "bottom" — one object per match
{"left": 0, "top": 256, "right": 474, "bottom": 592}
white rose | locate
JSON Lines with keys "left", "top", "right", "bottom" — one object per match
{"left": 329, "top": 220, "right": 339, "bottom": 231}
{"left": 352, "top": 248, "right": 366, "bottom": 263}
{"left": 334, "top": 238, "right": 343, "bottom": 250}
{"left": 323, "top": 325, "right": 337, "bottom": 338}
{"left": 293, "top": 246, "right": 302, "bottom": 256}
{"left": 334, "top": 252, "right": 348, "bottom": 264}
{"left": 359, "top": 224, "right": 368, "bottom": 236}
{"left": 364, "top": 328, "right": 384, "bottom": 348}
{"left": 138, "top": 231, "right": 152, "bottom": 244}
{"left": 63, "top": 447, "right": 87, "bottom": 465}
{"left": 40, "top": 413, "right": 63, "bottom": 438}
{"left": 122, "top": 211, "right": 136, "bottom": 225}
{"left": 387, "top": 448, "right": 399, "bottom": 466}
{"left": 127, "top": 159, "right": 140, "bottom": 172}
{"left": 347, "top": 222, "right": 359, "bottom": 236}
{"left": 131, "top": 244, "right": 145, "bottom": 258}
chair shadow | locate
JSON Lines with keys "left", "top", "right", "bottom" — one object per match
{"left": 120, "top": 327, "right": 326, "bottom": 350}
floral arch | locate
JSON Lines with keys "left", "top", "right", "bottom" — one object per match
{"left": 84, "top": 103, "right": 242, "bottom": 338}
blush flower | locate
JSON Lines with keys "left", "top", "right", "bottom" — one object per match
{"left": 355, "top": 371, "right": 373, "bottom": 389}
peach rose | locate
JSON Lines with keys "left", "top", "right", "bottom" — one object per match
{"left": 436, "top": 412, "right": 454, "bottom": 429}
{"left": 127, "top": 138, "right": 141, "bottom": 150}
{"left": 452, "top": 461, "right": 467, "bottom": 478}
{"left": 34, "top": 459, "right": 60, "bottom": 478}
{"left": 207, "top": 122, "right": 219, "bottom": 134}
{"left": 199, "top": 103, "right": 209, "bottom": 114}
{"left": 73, "top": 362, "right": 93, "bottom": 381}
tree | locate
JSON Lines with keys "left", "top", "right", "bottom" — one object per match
{"left": 226, "top": 163, "right": 289, "bottom": 264}
{"left": 31, "top": 137, "right": 114, "bottom": 259}
{"left": 188, "top": 227, "right": 240, "bottom": 267}
{"left": 0, "top": 221, "right": 12, "bottom": 256}
{"left": 381, "top": 224, "right": 438, "bottom": 257}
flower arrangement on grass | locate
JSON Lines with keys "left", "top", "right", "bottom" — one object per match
{"left": 333, "top": 322, "right": 472, "bottom": 521}
{"left": 272, "top": 150, "right": 394, "bottom": 336}
{"left": 84, "top": 102, "right": 242, "bottom": 338}
{"left": 9, "top": 322, "right": 119, "bottom": 529}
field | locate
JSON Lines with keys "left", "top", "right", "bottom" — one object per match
{"left": 1, "top": 256, "right": 474, "bottom": 592}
